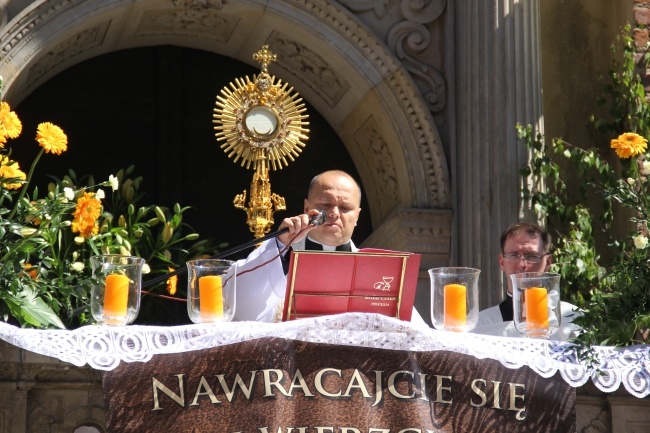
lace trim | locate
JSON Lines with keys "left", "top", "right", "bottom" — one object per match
{"left": 1, "top": 313, "right": 648, "bottom": 398}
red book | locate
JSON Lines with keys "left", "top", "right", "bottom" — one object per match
{"left": 282, "top": 248, "right": 421, "bottom": 322}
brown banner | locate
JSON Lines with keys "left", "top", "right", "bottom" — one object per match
{"left": 103, "top": 338, "right": 576, "bottom": 432}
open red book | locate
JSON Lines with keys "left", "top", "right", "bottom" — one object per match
{"left": 282, "top": 248, "right": 421, "bottom": 322}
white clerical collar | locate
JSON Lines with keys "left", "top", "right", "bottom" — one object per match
{"left": 306, "top": 236, "right": 337, "bottom": 251}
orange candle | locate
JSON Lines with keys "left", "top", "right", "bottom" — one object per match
{"left": 199, "top": 275, "right": 223, "bottom": 319}
{"left": 103, "top": 274, "right": 129, "bottom": 320}
{"left": 525, "top": 287, "right": 549, "bottom": 330}
{"left": 444, "top": 283, "right": 467, "bottom": 328}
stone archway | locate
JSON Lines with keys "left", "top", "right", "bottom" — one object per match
{"left": 0, "top": 0, "right": 453, "bottom": 305}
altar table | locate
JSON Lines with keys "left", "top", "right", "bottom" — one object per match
{"left": 1, "top": 313, "right": 649, "bottom": 432}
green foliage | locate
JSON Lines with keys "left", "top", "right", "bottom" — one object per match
{"left": 517, "top": 24, "right": 650, "bottom": 350}
{"left": 595, "top": 23, "right": 650, "bottom": 136}
{"left": 0, "top": 162, "right": 222, "bottom": 328}
{"left": 54, "top": 167, "right": 224, "bottom": 326}
{"left": 517, "top": 125, "right": 608, "bottom": 305}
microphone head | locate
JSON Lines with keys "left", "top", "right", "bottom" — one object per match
{"left": 309, "top": 210, "right": 326, "bottom": 226}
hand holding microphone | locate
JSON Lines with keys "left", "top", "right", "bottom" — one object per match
{"left": 276, "top": 209, "right": 325, "bottom": 246}
{"left": 308, "top": 209, "right": 326, "bottom": 226}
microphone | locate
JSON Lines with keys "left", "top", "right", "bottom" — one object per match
{"left": 309, "top": 209, "right": 326, "bottom": 226}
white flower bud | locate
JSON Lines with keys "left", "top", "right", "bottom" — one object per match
{"left": 642, "top": 161, "right": 650, "bottom": 176}
{"left": 63, "top": 187, "right": 75, "bottom": 201}
{"left": 19, "top": 227, "right": 37, "bottom": 237}
{"left": 109, "top": 175, "right": 119, "bottom": 191}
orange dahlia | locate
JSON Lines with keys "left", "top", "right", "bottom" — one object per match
{"left": 71, "top": 192, "right": 101, "bottom": 238}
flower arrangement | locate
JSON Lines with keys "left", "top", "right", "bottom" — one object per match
{"left": 0, "top": 77, "right": 220, "bottom": 329}
{"left": 520, "top": 127, "right": 650, "bottom": 349}
{"left": 517, "top": 24, "right": 650, "bottom": 351}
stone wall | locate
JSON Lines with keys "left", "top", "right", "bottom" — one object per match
{"left": 0, "top": 341, "right": 104, "bottom": 433}
{"left": 634, "top": 1, "right": 650, "bottom": 90}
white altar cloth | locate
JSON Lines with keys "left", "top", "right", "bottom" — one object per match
{"left": 1, "top": 313, "right": 648, "bottom": 398}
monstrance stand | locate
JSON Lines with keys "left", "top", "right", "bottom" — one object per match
{"left": 213, "top": 45, "right": 309, "bottom": 238}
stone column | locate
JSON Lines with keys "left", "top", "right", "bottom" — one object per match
{"left": 451, "top": 0, "right": 544, "bottom": 308}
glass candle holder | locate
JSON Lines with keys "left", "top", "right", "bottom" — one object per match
{"left": 510, "top": 272, "right": 562, "bottom": 338}
{"left": 90, "top": 255, "right": 145, "bottom": 325}
{"left": 186, "top": 259, "right": 237, "bottom": 324}
{"left": 429, "top": 267, "right": 480, "bottom": 332}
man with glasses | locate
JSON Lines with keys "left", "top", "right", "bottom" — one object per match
{"left": 474, "top": 223, "right": 579, "bottom": 340}
{"left": 476, "top": 223, "right": 553, "bottom": 326}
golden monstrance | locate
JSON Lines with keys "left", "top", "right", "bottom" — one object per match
{"left": 213, "top": 45, "right": 310, "bottom": 238}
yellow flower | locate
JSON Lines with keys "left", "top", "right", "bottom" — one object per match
{"left": 0, "top": 155, "right": 26, "bottom": 190}
{"left": 71, "top": 192, "right": 101, "bottom": 239}
{"left": 166, "top": 267, "right": 178, "bottom": 295}
{"left": 610, "top": 132, "right": 648, "bottom": 158}
{"left": 0, "top": 101, "right": 23, "bottom": 146}
{"left": 36, "top": 122, "right": 67, "bottom": 155}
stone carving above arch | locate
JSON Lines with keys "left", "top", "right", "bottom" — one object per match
{"left": 387, "top": 21, "right": 446, "bottom": 112}
{"left": 25, "top": 21, "right": 110, "bottom": 90}
{"left": 352, "top": 115, "right": 400, "bottom": 217}
{"left": 266, "top": 31, "right": 351, "bottom": 109}
{"left": 338, "top": 0, "right": 448, "bottom": 113}
{"left": 134, "top": 7, "right": 238, "bottom": 40}
{"left": 171, "top": 0, "right": 225, "bottom": 10}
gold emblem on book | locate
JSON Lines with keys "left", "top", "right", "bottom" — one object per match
{"left": 373, "top": 277, "right": 395, "bottom": 292}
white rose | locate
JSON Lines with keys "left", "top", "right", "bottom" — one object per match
{"left": 634, "top": 234, "right": 648, "bottom": 249}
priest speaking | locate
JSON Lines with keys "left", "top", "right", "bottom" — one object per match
{"left": 232, "top": 170, "right": 427, "bottom": 325}
{"left": 232, "top": 170, "right": 362, "bottom": 322}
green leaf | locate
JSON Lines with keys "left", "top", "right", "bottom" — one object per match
{"left": 4, "top": 288, "right": 66, "bottom": 329}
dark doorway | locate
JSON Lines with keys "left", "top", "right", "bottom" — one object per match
{"left": 11, "top": 46, "right": 371, "bottom": 255}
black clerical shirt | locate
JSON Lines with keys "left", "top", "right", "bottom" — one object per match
{"left": 499, "top": 297, "right": 514, "bottom": 321}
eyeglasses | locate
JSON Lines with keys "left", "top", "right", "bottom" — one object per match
{"left": 501, "top": 253, "right": 549, "bottom": 263}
